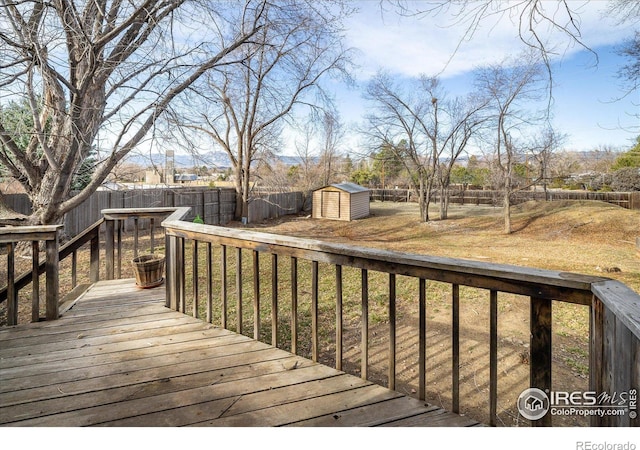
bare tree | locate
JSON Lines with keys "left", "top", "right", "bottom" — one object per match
{"left": 434, "top": 94, "right": 489, "bottom": 219}
{"left": 474, "top": 52, "right": 547, "bottom": 233}
{"left": 293, "top": 120, "right": 323, "bottom": 191}
{"left": 318, "top": 110, "right": 345, "bottom": 187}
{"left": 528, "top": 126, "right": 565, "bottom": 200}
{"left": 0, "top": 0, "right": 266, "bottom": 226}
{"left": 362, "top": 72, "right": 437, "bottom": 221}
{"left": 363, "top": 72, "right": 486, "bottom": 221}
{"left": 170, "top": 1, "right": 353, "bottom": 221}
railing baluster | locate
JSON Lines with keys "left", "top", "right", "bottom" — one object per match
{"left": 530, "top": 296, "right": 552, "bottom": 427}
{"left": 389, "top": 273, "right": 396, "bottom": 390}
{"left": 253, "top": 250, "right": 260, "bottom": 341}
{"left": 206, "top": 242, "right": 213, "bottom": 324}
{"left": 291, "top": 256, "right": 298, "bottom": 355}
{"left": 71, "top": 249, "right": 77, "bottom": 288}
{"left": 178, "top": 237, "right": 185, "bottom": 313}
{"left": 7, "top": 242, "right": 16, "bottom": 326}
{"left": 133, "top": 218, "right": 139, "bottom": 258}
{"left": 236, "top": 247, "right": 243, "bottom": 334}
{"left": 150, "top": 218, "right": 155, "bottom": 254}
{"left": 116, "top": 222, "right": 122, "bottom": 279}
{"left": 312, "top": 260, "right": 319, "bottom": 362}
{"left": 361, "top": 268, "right": 369, "bottom": 380}
{"left": 105, "top": 219, "right": 115, "bottom": 280}
{"left": 452, "top": 284, "right": 460, "bottom": 414}
{"left": 45, "top": 237, "right": 59, "bottom": 321}
{"left": 336, "top": 264, "right": 343, "bottom": 371}
{"left": 192, "top": 240, "right": 199, "bottom": 319}
{"left": 221, "top": 244, "right": 228, "bottom": 329}
{"left": 31, "top": 241, "right": 40, "bottom": 323}
{"left": 489, "top": 289, "right": 498, "bottom": 426}
{"left": 419, "top": 278, "right": 426, "bottom": 400}
{"left": 271, "top": 253, "right": 278, "bottom": 347}
{"left": 166, "top": 234, "right": 175, "bottom": 309}
{"left": 90, "top": 230, "right": 100, "bottom": 283}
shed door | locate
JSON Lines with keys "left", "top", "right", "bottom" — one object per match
{"left": 322, "top": 191, "right": 340, "bottom": 219}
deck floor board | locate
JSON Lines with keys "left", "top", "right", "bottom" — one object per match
{"left": 0, "top": 280, "right": 479, "bottom": 427}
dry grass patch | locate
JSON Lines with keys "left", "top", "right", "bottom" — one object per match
{"left": 2, "top": 199, "right": 638, "bottom": 427}
{"left": 245, "top": 199, "right": 640, "bottom": 426}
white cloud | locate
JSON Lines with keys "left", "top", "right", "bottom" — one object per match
{"left": 345, "top": 1, "right": 636, "bottom": 80}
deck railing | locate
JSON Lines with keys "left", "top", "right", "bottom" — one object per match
{"left": 160, "top": 206, "right": 640, "bottom": 427}
{"left": 0, "top": 225, "right": 61, "bottom": 324}
{"left": 1, "top": 207, "right": 638, "bottom": 427}
{"left": 0, "top": 208, "right": 174, "bottom": 324}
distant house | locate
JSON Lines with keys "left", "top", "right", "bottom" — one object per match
{"left": 312, "top": 182, "right": 370, "bottom": 221}
{"left": 174, "top": 173, "right": 197, "bottom": 184}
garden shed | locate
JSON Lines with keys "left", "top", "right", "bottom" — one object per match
{"left": 312, "top": 182, "right": 370, "bottom": 221}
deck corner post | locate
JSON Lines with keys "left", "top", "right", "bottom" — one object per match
{"left": 165, "top": 234, "right": 177, "bottom": 310}
{"left": 589, "top": 295, "right": 604, "bottom": 426}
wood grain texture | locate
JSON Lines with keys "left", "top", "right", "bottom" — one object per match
{"left": 0, "top": 279, "right": 475, "bottom": 427}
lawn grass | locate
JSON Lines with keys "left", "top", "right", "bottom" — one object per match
{"left": 2, "top": 199, "right": 638, "bottom": 426}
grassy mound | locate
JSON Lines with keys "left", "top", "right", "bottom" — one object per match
{"left": 511, "top": 200, "right": 639, "bottom": 243}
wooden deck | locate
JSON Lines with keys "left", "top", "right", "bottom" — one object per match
{"left": 0, "top": 279, "right": 479, "bottom": 427}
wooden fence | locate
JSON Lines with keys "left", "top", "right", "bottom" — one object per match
{"left": 369, "top": 189, "right": 640, "bottom": 210}
{"left": 4, "top": 188, "right": 305, "bottom": 236}
{"left": 248, "top": 192, "right": 304, "bottom": 223}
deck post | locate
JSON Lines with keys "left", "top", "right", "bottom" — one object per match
{"left": 530, "top": 296, "right": 552, "bottom": 427}
{"left": 31, "top": 242, "right": 40, "bottom": 323}
{"left": 177, "top": 237, "right": 185, "bottom": 314}
{"left": 165, "top": 234, "right": 176, "bottom": 310}
{"left": 105, "top": 218, "right": 115, "bottom": 280}
{"left": 489, "top": 290, "right": 498, "bottom": 426}
{"left": 452, "top": 284, "right": 460, "bottom": 414}
{"left": 361, "top": 268, "right": 369, "bottom": 380}
{"left": 419, "top": 278, "right": 426, "bottom": 401}
{"left": 389, "top": 273, "right": 396, "bottom": 391}
{"left": 335, "top": 264, "right": 343, "bottom": 370}
{"left": 90, "top": 230, "right": 100, "bottom": 283}
{"left": 290, "top": 256, "right": 298, "bottom": 355}
{"left": 7, "top": 242, "right": 17, "bottom": 326}
{"left": 45, "top": 234, "right": 59, "bottom": 321}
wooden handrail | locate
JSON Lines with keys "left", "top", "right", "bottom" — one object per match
{"left": 0, "top": 219, "right": 103, "bottom": 303}
{"left": 4, "top": 207, "right": 636, "bottom": 426}
{"left": 0, "top": 225, "right": 61, "bottom": 324}
{"left": 161, "top": 217, "right": 605, "bottom": 304}
{"left": 162, "top": 209, "right": 640, "bottom": 427}
{"left": 102, "top": 208, "right": 179, "bottom": 280}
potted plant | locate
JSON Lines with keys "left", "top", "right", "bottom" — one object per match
{"left": 131, "top": 253, "right": 165, "bottom": 288}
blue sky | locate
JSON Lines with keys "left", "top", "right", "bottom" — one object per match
{"left": 328, "top": 1, "right": 639, "bottom": 155}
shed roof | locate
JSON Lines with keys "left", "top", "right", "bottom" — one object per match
{"left": 317, "top": 182, "right": 369, "bottom": 194}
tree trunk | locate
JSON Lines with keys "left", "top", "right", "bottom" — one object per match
{"left": 241, "top": 159, "right": 251, "bottom": 223}
{"left": 417, "top": 179, "right": 431, "bottom": 222}
{"left": 234, "top": 164, "right": 243, "bottom": 220}
{"left": 439, "top": 185, "right": 449, "bottom": 220}
{"left": 503, "top": 190, "right": 512, "bottom": 234}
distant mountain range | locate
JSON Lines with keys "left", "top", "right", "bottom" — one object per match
{"left": 123, "top": 151, "right": 310, "bottom": 169}
{"left": 123, "top": 151, "right": 232, "bottom": 169}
